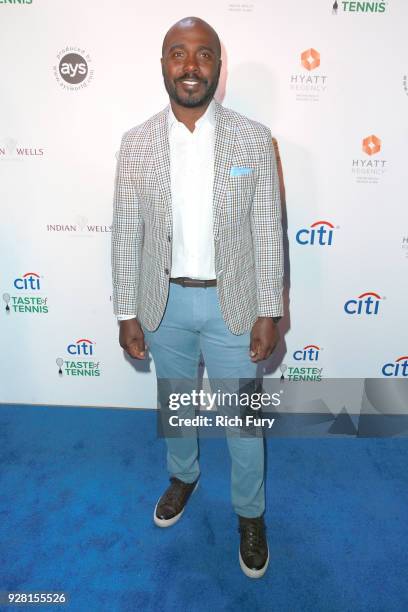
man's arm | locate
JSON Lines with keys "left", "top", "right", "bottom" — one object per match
{"left": 111, "top": 132, "right": 146, "bottom": 359}
{"left": 249, "top": 128, "right": 284, "bottom": 362}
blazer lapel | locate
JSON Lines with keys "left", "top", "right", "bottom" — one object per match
{"left": 213, "top": 100, "right": 236, "bottom": 238}
{"left": 151, "top": 100, "right": 236, "bottom": 239}
{"left": 152, "top": 106, "right": 172, "bottom": 232}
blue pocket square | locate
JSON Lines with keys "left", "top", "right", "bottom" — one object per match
{"left": 230, "top": 166, "right": 253, "bottom": 177}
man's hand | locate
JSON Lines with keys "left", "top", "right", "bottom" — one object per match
{"left": 249, "top": 317, "right": 280, "bottom": 362}
{"left": 119, "top": 318, "right": 146, "bottom": 359}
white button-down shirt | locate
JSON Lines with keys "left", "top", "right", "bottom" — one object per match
{"left": 168, "top": 98, "right": 216, "bottom": 280}
{"left": 118, "top": 99, "right": 216, "bottom": 320}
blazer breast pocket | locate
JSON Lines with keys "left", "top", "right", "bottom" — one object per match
{"left": 228, "top": 168, "right": 256, "bottom": 198}
{"left": 226, "top": 171, "right": 255, "bottom": 209}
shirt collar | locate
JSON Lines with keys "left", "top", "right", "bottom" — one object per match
{"left": 168, "top": 98, "right": 216, "bottom": 131}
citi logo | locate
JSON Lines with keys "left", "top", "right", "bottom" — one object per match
{"left": 296, "top": 220, "right": 335, "bottom": 246}
{"left": 293, "top": 344, "right": 321, "bottom": 361}
{"left": 14, "top": 272, "right": 41, "bottom": 290}
{"left": 67, "top": 339, "right": 94, "bottom": 356}
{"left": 382, "top": 356, "right": 408, "bottom": 377}
{"left": 344, "top": 292, "right": 382, "bottom": 315}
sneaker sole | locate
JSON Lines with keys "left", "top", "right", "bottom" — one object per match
{"left": 153, "top": 480, "right": 199, "bottom": 528}
{"left": 239, "top": 547, "right": 269, "bottom": 579}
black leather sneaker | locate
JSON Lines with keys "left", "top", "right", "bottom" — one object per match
{"left": 153, "top": 476, "right": 199, "bottom": 527}
{"left": 238, "top": 515, "right": 269, "bottom": 578}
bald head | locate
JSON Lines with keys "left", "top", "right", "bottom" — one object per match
{"left": 162, "top": 16, "right": 221, "bottom": 59}
{"left": 160, "top": 16, "right": 222, "bottom": 109}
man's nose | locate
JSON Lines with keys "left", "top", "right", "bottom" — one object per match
{"left": 183, "top": 53, "right": 199, "bottom": 73}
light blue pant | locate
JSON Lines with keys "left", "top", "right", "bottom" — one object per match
{"left": 143, "top": 282, "right": 265, "bottom": 518}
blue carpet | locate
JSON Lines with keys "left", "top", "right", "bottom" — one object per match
{"left": 0, "top": 404, "right": 407, "bottom": 612}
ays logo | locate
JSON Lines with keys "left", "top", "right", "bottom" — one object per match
{"left": 53, "top": 47, "right": 94, "bottom": 91}
{"left": 381, "top": 356, "right": 408, "bottom": 377}
{"left": 344, "top": 291, "right": 384, "bottom": 315}
{"left": 56, "top": 338, "right": 101, "bottom": 377}
{"left": 3, "top": 272, "right": 48, "bottom": 314}
{"left": 290, "top": 48, "right": 328, "bottom": 102}
{"left": 296, "top": 220, "right": 337, "bottom": 246}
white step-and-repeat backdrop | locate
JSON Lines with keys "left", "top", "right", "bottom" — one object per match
{"left": 1, "top": 0, "right": 407, "bottom": 408}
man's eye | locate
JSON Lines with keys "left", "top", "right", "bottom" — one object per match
{"left": 200, "top": 52, "right": 210, "bottom": 58}
{"left": 173, "top": 51, "right": 184, "bottom": 57}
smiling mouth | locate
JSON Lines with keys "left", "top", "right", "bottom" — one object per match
{"left": 178, "top": 79, "right": 202, "bottom": 87}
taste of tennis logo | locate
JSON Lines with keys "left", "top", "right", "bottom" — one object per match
{"left": 279, "top": 344, "right": 324, "bottom": 381}
{"left": 332, "top": 1, "right": 386, "bottom": 14}
{"left": 0, "top": 0, "right": 33, "bottom": 4}
{"left": 290, "top": 48, "right": 328, "bottom": 102}
{"left": 351, "top": 135, "right": 387, "bottom": 184}
{"left": 2, "top": 272, "right": 49, "bottom": 315}
{"left": 53, "top": 46, "right": 94, "bottom": 91}
{"left": 56, "top": 339, "right": 101, "bottom": 377}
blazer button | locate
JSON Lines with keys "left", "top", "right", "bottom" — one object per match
{"left": 164, "top": 268, "right": 169, "bottom": 275}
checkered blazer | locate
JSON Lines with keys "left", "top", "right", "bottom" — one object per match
{"left": 111, "top": 99, "right": 283, "bottom": 335}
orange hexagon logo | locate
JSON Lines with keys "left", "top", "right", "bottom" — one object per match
{"left": 362, "top": 135, "right": 381, "bottom": 156}
{"left": 301, "top": 48, "right": 320, "bottom": 71}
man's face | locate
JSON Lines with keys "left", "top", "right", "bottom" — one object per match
{"left": 161, "top": 23, "right": 221, "bottom": 108}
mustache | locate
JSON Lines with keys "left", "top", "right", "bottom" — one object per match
{"left": 176, "top": 74, "right": 207, "bottom": 83}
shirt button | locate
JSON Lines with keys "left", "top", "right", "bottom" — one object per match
{"left": 167, "top": 235, "right": 171, "bottom": 242}
{"left": 164, "top": 268, "right": 169, "bottom": 275}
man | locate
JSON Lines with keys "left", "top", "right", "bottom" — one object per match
{"left": 111, "top": 16, "right": 283, "bottom": 579}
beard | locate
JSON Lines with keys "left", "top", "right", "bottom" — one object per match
{"left": 162, "top": 69, "right": 220, "bottom": 108}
